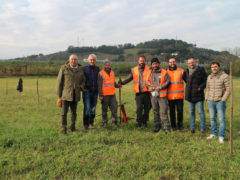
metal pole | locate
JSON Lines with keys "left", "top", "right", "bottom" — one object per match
{"left": 230, "top": 62, "right": 233, "bottom": 157}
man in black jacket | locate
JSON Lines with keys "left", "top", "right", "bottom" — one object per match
{"left": 183, "top": 58, "right": 207, "bottom": 135}
{"left": 83, "top": 54, "right": 100, "bottom": 130}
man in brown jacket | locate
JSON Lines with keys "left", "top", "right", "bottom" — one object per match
{"left": 205, "top": 61, "right": 231, "bottom": 143}
{"left": 57, "top": 54, "right": 85, "bottom": 134}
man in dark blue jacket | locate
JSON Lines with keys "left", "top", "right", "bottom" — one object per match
{"left": 83, "top": 54, "right": 100, "bottom": 130}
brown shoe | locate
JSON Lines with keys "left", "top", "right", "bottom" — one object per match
{"left": 201, "top": 131, "right": 206, "bottom": 136}
{"left": 70, "top": 127, "right": 76, "bottom": 132}
{"left": 84, "top": 125, "right": 89, "bottom": 130}
{"left": 89, "top": 124, "right": 94, "bottom": 129}
{"left": 189, "top": 129, "right": 195, "bottom": 134}
{"left": 62, "top": 128, "right": 67, "bottom": 134}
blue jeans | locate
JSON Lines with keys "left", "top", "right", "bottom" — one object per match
{"left": 83, "top": 91, "right": 98, "bottom": 126}
{"left": 188, "top": 101, "right": 206, "bottom": 131}
{"left": 207, "top": 100, "right": 226, "bottom": 137}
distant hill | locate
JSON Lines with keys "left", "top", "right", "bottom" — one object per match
{"left": 8, "top": 39, "right": 238, "bottom": 65}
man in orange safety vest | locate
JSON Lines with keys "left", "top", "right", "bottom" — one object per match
{"left": 167, "top": 57, "right": 184, "bottom": 131}
{"left": 121, "top": 55, "right": 151, "bottom": 127}
{"left": 98, "top": 60, "right": 121, "bottom": 126}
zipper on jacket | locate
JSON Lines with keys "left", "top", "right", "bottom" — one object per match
{"left": 213, "top": 76, "right": 215, "bottom": 99}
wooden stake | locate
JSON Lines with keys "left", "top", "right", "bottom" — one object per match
{"left": 230, "top": 62, "right": 233, "bottom": 157}
{"left": 6, "top": 78, "right": 8, "bottom": 95}
{"left": 119, "top": 76, "right": 122, "bottom": 124}
{"left": 37, "top": 79, "right": 39, "bottom": 104}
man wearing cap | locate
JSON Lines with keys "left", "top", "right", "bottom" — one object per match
{"left": 57, "top": 54, "right": 85, "bottom": 134}
{"left": 121, "top": 55, "right": 151, "bottom": 127}
{"left": 98, "top": 60, "right": 121, "bottom": 126}
{"left": 82, "top": 54, "right": 100, "bottom": 130}
{"left": 147, "top": 58, "right": 171, "bottom": 133}
{"left": 167, "top": 57, "right": 185, "bottom": 131}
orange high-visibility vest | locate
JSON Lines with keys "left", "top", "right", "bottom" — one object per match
{"left": 147, "top": 69, "right": 168, "bottom": 97}
{"left": 99, "top": 70, "right": 115, "bottom": 96}
{"left": 132, "top": 65, "right": 150, "bottom": 93}
{"left": 167, "top": 68, "right": 184, "bottom": 100}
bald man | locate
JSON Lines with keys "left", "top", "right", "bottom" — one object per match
{"left": 57, "top": 54, "right": 85, "bottom": 134}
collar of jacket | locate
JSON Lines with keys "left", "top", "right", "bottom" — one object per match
{"left": 151, "top": 68, "right": 161, "bottom": 73}
{"left": 87, "top": 64, "right": 96, "bottom": 69}
{"left": 65, "top": 63, "right": 81, "bottom": 71}
{"left": 138, "top": 64, "right": 145, "bottom": 69}
{"left": 210, "top": 70, "right": 224, "bottom": 79}
{"left": 168, "top": 65, "right": 177, "bottom": 71}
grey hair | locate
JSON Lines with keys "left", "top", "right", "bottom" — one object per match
{"left": 88, "top": 54, "right": 97, "bottom": 60}
{"left": 104, "top": 60, "right": 111, "bottom": 65}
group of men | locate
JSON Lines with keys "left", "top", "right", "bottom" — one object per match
{"left": 56, "top": 54, "right": 231, "bottom": 144}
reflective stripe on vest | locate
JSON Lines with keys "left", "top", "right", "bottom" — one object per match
{"left": 167, "top": 68, "right": 184, "bottom": 100}
{"left": 99, "top": 70, "right": 115, "bottom": 95}
{"left": 159, "top": 69, "right": 167, "bottom": 97}
{"left": 132, "top": 65, "right": 150, "bottom": 93}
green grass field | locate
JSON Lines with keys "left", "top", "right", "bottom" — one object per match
{"left": 0, "top": 77, "right": 239, "bottom": 179}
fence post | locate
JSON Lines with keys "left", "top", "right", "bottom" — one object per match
{"left": 37, "top": 79, "right": 39, "bottom": 104}
{"left": 230, "top": 62, "right": 233, "bottom": 157}
{"left": 6, "top": 78, "right": 8, "bottom": 95}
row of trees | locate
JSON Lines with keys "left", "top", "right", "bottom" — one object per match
{"left": 5, "top": 39, "right": 238, "bottom": 71}
{"left": 67, "top": 44, "right": 136, "bottom": 55}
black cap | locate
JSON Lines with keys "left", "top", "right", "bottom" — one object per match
{"left": 151, "top": 58, "right": 160, "bottom": 65}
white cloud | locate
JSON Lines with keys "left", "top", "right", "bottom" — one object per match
{"left": 0, "top": 0, "right": 240, "bottom": 59}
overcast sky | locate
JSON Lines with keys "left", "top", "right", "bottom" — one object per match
{"left": 0, "top": 0, "right": 239, "bottom": 59}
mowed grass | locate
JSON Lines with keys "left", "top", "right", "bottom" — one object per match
{"left": 0, "top": 76, "right": 240, "bottom": 179}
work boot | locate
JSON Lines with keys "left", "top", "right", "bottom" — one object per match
{"left": 112, "top": 122, "right": 117, "bottom": 126}
{"left": 136, "top": 123, "right": 142, "bottom": 128}
{"left": 62, "top": 127, "right": 67, "bottom": 134}
{"left": 154, "top": 125, "right": 161, "bottom": 133}
{"left": 70, "top": 127, "right": 76, "bottom": 132}
{"left": 102, "top": 122, "right": 107, "bottom": 127}
{"left": 164, "top": 129, "right": 170, "bottom": 134}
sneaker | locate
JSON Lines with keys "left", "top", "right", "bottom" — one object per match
{"left": 219, "top": 137, "right": 224, "bottom": 144}
{"left": 207, "top": 134, "right": 217, "bottom": 139}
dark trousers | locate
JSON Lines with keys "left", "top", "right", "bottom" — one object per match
{"left": 101, "top": 95, "right": 118, "bottom": 124}
{"left": 168, "top": 99, "right": 183, "bottom": 129}
{"left": 135, "top": 92, "right": 151, "bottom": 125}
{"left": 83, "top": 91, "right": 98, "bottom": 126}
{"left": 61, "top": 100, "right": 78, "bottom": 129}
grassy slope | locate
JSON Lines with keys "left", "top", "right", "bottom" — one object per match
{"left": 0, "top": 77, "right": 239, "bottom": 179}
